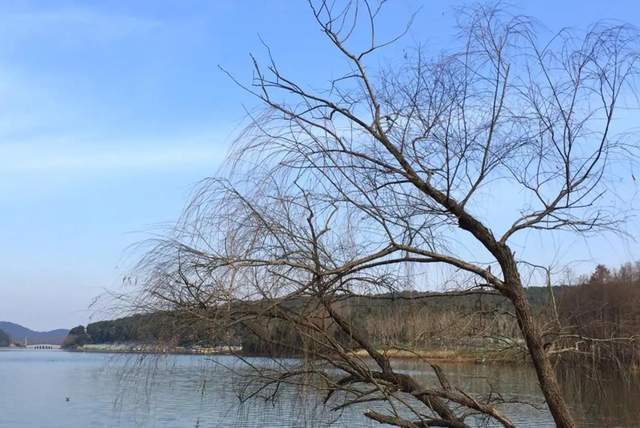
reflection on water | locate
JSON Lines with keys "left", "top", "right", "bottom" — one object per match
{"left": 0, "top": 349, "right": 638, "bottom": 427}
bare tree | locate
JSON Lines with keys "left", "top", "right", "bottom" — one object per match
{"left": 133, "top": 2, "right": 639, "bottom": 427}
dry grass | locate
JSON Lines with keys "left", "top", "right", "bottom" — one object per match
{"left": 347, "top": 347, "right": 501, "bottom": 363}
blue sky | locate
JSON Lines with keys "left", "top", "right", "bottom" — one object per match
{"left": 1, "top": 0, "right": 639, "bottom": 330}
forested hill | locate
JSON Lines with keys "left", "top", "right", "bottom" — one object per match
{"left": 0, "top": 321, "right": 69, "bottom": 345}
{"left": 64, "top": 287, "right": 555, "bottom": 350}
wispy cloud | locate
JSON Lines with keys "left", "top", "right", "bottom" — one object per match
{"left": 0, "top": 137, "right": 228, "bottom": 175}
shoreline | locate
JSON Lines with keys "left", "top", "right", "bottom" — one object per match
{"left": 67, "top": 343, "right": 526, "bottom": 364}
{"left": 70, "top": 343, "right": 242, "bottom": 356}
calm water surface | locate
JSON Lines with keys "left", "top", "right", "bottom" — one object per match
{"left": 0, "top": 349, "right": 638, "bottom": 427}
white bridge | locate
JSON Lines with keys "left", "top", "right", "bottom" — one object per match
{"left": 26, "top": 344, "right": 61, "bottom": 350}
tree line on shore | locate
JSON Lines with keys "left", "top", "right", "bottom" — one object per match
{"left": 0, "top": 329, "right": 10, "bottom": 347}
{"left": 64, "top": 262, "right": 640, "bottom": 370}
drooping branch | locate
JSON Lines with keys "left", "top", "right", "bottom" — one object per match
{"left": 132, "top": 2, "right": 639, "bottom": 428}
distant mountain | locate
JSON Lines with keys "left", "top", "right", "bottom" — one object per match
{"left": 0, "top": 322, "right": 69, "bottom": 345}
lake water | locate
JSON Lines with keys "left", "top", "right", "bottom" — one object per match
{"left": 0, "top": 349, "right": 638, "bottom": 427}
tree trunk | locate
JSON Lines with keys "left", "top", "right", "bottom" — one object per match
{"left": 508, "top": 282, "right": 576, "bottom": 428}
{"left": 456, "top": 211, "right": 577, "bottom": 427}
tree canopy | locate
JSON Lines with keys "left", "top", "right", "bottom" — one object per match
{"left": 131, "top": 2, "right": 639, "bottom": 427}
{"left": 0, "top": 329, "right": 10, "bottom": 347}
